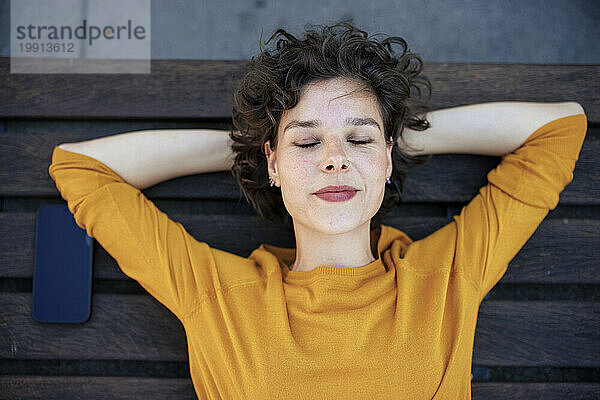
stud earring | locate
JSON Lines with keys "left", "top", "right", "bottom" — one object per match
{"left": 386, "top": 176, "right": 391, "bottom": 184}
{"left": 269, "top": 176, "right": 275, "bottom": 187}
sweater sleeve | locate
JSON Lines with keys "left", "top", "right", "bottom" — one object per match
{"left": 48, "top": 145, "right": 218, "bottom": 321}
{"left": 452, "top": 113, "right": 587, "bottom": 303}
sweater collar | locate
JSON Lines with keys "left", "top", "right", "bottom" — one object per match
{"left": 257, "top": 224, "right": 413, "bottom": 282}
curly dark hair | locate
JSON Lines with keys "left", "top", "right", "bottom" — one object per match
{"left": 228, "top": 20, "right": 433, "bottom": 235}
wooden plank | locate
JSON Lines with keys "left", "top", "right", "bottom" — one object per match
{"left": 0, "top": 376, "right": 196, "bottom": 400}
{"left": 0, "top": 378, "right": 598, "bottom": 400}
{"left": 401, "top": 137, "right": 599, "bottom": 204}
{"left": 1, "top": 132, "right": 598, "bottom": 204}
{"left": 0, "top": 58, "right": 241, "bottom": 119}
{"left": 474, "top": 301, "right": 600, "bottom": 367}
{"left": 472, "top": 383, "right": 600, "bottom": 399}
{"left": 1, "top": 294, "right": 598, "bottom": 367}
{"left": 1, "top": 58, "right": 598, "bottom": 121}
{"left": 1, "top": 293, "right": 185, "bottom": 361}
{"left": 1, "top": 213, "right": 598, "bottom": 284}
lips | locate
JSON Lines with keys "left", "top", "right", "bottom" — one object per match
{"left": 313, "top": 185, "right": 359, "bottom": 194}
{"left": 313, "top": 185, "right": 359, "bottom": 203}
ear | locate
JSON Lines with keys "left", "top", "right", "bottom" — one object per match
{"left": 264, "top": 140, "right": 279, "bottom": 187}
{"left": 385, "top": 140, "right": 394, "bottom": 179}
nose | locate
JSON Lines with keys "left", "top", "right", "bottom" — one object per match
{"left": 320, "top": 139, "right": 350, "bottom": 174}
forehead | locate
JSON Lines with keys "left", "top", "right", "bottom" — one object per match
{"left": 280, "top": 78, "right": 382, "bottom": 128}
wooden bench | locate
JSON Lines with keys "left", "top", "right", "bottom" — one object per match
{"left": 0, "top": 56, "right": 598, "bottom": 399}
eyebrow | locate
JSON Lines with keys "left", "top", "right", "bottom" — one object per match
{"left": 282, "top": 117, "right": 381, "bottom": 134}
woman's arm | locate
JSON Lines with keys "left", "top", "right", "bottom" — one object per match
{"left": 58, "top": 129, "right": 235, "bottom": 190}
{"left": 399, "top": 101, "right": 585, "bottom": 156}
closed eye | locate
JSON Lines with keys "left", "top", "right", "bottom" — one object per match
{"left": 296, "top": 140, "right": 373, "bottom": 148}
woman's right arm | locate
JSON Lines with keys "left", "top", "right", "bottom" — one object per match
{"left": 58, "top": 129, "right": 235, "bottom": 190}
{"left": 49, "top": 128, "right": 248, "bottom": 322}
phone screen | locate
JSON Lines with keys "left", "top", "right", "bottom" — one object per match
{"left": 32, "top": 204, "right": 93, "bottom": 323}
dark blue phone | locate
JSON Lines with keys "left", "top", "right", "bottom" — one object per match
{"left": 32, "top": 204, "right": 93, "bottom": 323}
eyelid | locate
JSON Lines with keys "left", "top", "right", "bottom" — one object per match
{"left": 299, "top": 135, "right": 374, "bottom": 142}
{"left": 295, "top": 138, "right": 374, "bottom": 148}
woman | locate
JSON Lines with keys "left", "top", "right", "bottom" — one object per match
{"left": 49, "top": 22, "right": 587, "bottom": 399}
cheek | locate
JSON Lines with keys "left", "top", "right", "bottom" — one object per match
{"left": 363, "top": 153, "right": 388, "bottom": 177}
{"left": 361, "top": 153, "right": 389, "bottom": 206}
{"left": 280, "top": 156, "right": 312, "bottom": 183}
{"left": 278, "top": 156, "right": 314, "bottom": 205}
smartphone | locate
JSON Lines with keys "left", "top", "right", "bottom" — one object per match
{"left": 32, "top": 204, "right": 93, "bottom": 323}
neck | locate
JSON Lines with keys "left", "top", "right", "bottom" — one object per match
{"left": 289, "top": 220, "right": 376, "bottom": 272}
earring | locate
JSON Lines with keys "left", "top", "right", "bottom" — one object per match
{"left": 269, "top": 176, "right": 275, "bottom": 187}
{"left": 386, "top": 176, "right": 391, "bottom": 184}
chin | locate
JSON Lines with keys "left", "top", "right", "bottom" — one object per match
{"left": 309, "top": 213, "right": 368, "bottom": 235}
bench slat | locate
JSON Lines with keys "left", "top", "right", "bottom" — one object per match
{"left": 1, "top": 214, "right": 597, "bottom": 284}
{"left": 1, "top": 58, "right": 598, "bottom": 121}
{"left": 0, "top": 376, "right": 197, "bottom": 400}
{"left": 1, "top": 134, "right": 598, "bottom": 204}
{"left": 0, "top": 377, "right": 598, "bottom": 400}
{"left": 472, "top": 383, "right": 600, "bottom": 399}
{"left": 2, "top": 294, "right": 598, "bottom": 367}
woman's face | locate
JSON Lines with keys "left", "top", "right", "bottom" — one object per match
{"left": 264, "top": 77, "right": 394, "bottom": 235}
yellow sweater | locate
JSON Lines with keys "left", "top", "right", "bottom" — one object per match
{"left": 48, "top": 114, "right": 587, "bottom": 399}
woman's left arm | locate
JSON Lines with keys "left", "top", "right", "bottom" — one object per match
{"left": 400, "top": 101, "right": 587, "bottom": 304}
{"left": 400, "top": 101, "right": 585, "bottom": 156}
